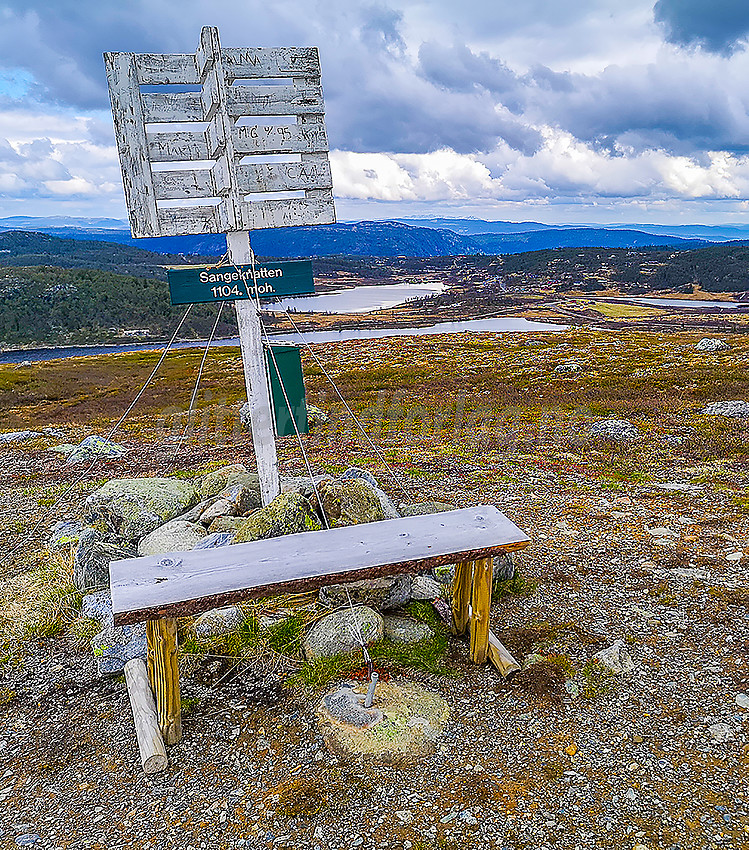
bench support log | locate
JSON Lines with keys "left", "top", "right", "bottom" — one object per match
{"left": 487, "top": 629, "right": 521, "bottom": 678}
{"left": 452, "top": 559, "right": 473, "bottom": 636}
{"left": 147, "top": 619, "right": 182, "bottom": 745}
{"left": 124, "top": 658, "right": 169, "bottom": 774}
{"left": 469, "top": 557, "right": 493, "bottom": 664}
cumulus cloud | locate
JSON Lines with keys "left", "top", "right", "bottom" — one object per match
{"left": 1, "top": 0, "right": 749, "bottom": 219}
{"left": 332, "top": 131, "right": 749, "bottom": 205}
{"left": 0, "top": 109, "right": 121, "bottom": 203}
{"left": 654, "top": 0, "right": 749, "bottom": 55}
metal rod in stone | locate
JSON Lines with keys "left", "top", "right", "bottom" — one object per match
{"left": 364, "top": 671, "right": 379, "bottom": 709}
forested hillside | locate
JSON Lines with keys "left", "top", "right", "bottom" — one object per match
{"left": 0, "top": 230, "right": 211, "bottom": 278}
{"left": 0, "top": 266, "right": 231, "bottom": 345}
{"left": 501, "top": 245, "right": 749, "bottom": 293}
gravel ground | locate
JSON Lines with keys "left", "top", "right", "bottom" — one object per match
{"left": 1, "top": 449, "right": 748, "bottom": 850}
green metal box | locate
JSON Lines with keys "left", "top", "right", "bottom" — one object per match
{"left": 264, "top": 343, "right": 309, "bottom": 437}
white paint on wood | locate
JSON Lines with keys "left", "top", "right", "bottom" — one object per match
{"left": 141, "top": 91, "right": 204, "bottom": 123}
{"left": 236, "top": 152, "right": 332, "bottom": 193}
{"left": 147, "top": 131, "right": 210, "bottom": 162}
{"left": 152, "top": 168, "right": 214, "bottom": 200}
{"left": 124, "top": 658, "right": 169, "bottom": 775}
{"left": 227, "top": 84, "right": 323, "bottom": 117}
{"left": 238, "top": 189, "right": 335, "bottom": 230}
{"left": 155, "top": 204, "right": 225, "bottom": 236}
{"left": 110, "top": 506, "right": 531, "bottom": 624}
{"left": 228, "top": 230, "right": 280, "bottom": 506}
{"left": 223, "top": 46, "right": 320, "bottom": 79}
{"left": 135, "top": 53, "right": 199, "bottom": 85}
{"left": 105, "top": 26, "right": 335, "bottom": 238}
{"left": 104, "top": 52, "right": 160, "bottom": 238}
{"left": 232, "top": 120, "right": 328, "bottom": 154}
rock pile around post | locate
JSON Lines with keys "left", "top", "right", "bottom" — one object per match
{"left": 317, "top": 680, "right": 450, "bottom": 765}
{"left": 49, "top": 459, "right": 495, "bottom": 675}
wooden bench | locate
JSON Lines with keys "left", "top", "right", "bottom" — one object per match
{"left": 110, "top": 505, "right": 530, "bottom": 744}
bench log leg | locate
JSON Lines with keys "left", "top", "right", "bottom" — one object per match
{"left": 452, "top": 560, "right": 473, "bottom": 636}
{"left": 470, "top": 557, "right": 493, "bottom": 664}
{"left": 146, "top": 619, "right": 182, "bottom": 745}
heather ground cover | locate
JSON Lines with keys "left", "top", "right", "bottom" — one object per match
{"left": 0, "top": 328, "right": 747, "bottom": 850}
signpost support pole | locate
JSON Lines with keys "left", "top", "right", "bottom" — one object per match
{"left": 227, "top": 230, "right": 280, "bottom": 506}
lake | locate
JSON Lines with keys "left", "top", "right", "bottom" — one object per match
{"left": 0, "top": 317, "right": 568, "bottom": 364}
{"left": 268, "top": 280, "right": 446, "bottom": 313}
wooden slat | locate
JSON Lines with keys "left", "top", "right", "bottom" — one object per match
{"left": 147, "top": 131, "right": 209, "bottom": 162}
{"left": 141, "top": 91, "right": 204, "bottom": 123}
{"left": 200, "top": 67, "right": 221, "bottom": 121}
{"left": 227, "top": 83, "right": 323, "bottom": 117}
{"left": 152, "top": 168, "right": 215, "bottom": 201}
{"left": 155, "top": 203, "right": 227, "bottom": 236}
{"left": 110, "top": 507, "right": 530, "bottom": 625}
{"left": 469, "top": 557, "right": 493, "bottom": 664}
{"left": 222, "top": 46, "right": 320, "bottom": 79}
{"left": 135, "top": 53, "right": 199, "bottom": 85}
{"left": 232, "top": 120, "right": 329, "bottom": 154}
{"left": 452, "top": 560, "right": 473, "bottom": 636}
{"left": 104, "top": 52, "right": 160, "bottom": 238}
{"left": 236, "top": 153, "right": 332, "bottom": 193}
{"left": 238, "top": 189, "right": 335, "bottom": 230}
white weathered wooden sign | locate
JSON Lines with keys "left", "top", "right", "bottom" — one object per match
{"left": 104, "top": 28, "right": 335, "bottom": 238}
{"left": 104, "top": 27, "right": 337, "bottom": 507}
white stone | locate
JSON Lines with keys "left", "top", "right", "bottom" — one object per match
{"left": 410, "top": 574, "right": 442, "bottom": 600}
{"left": 593, "top": 640, "right": 638, "bottom": 674}
{"left": 137, "top": 519, "right": 207, "bottom": 556}
{"left": 707, "top": 723, "right": 735, "bottom": 742}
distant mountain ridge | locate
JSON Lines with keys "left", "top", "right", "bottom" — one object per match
{"left": 0, "top": 216, "right": 714, "bottom": 257}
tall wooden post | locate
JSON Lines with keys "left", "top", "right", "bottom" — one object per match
{"left": 452, "top": 559, "right": 474, "bottom": 636}
{"left": 146, "top": 619, "right": 182, "bottom": 745}
{"left": 227, "top": 231, "right": 280, "bottom": 506}
{"left": 470, "top": 557, "right": 493, "bottom": 664}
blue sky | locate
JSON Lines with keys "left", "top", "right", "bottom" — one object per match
{"left": 2, "top": 1, "right": 749, "bottom": 225}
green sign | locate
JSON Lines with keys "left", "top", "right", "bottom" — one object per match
{"left": 265, "top": 344, "right": 308, "bottom": 438}
{"left": 167, "top": 260, "right": 314, "bottom": 305}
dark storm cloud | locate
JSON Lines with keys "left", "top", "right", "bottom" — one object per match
{"left": 654, "top": 0, "right": 749, "bottom": 55}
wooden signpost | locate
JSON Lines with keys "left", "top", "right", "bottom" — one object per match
{"left": 104, "top": 25, "right": 335, "bottom": 507}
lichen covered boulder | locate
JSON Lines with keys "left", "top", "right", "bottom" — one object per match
{"left": 319, "top": 575, "right": 411, "bottom": 611}
{"left": 73, "top": 528, "right": 135, "bottom": 592}
{"left": 232, "top": 492, "right": 321, "bottom": 543}
{"left": 589, "top": 419, "right": 642, "bottom": 443}
{"left": 317, "top": 681, "right": 449, "bottom": 764}
{"left": 137, "top": 519, "right": 207, "bottom": 556}
{"left": 399, "top": 500, "right": 456, "bottom": 517}
{"left": 304, "top": 605, "right": 384, "bottom": 660}
{"left": 200, "top": 464, "right": 260, "bottom": 499}
{"left": 383, "top": 615, "right": 432, "bottom": 644}
{"left": 84, "top": 477, "right": 198, "bottom": 542}
{"left": 314, "top": 479, "right": 386, "bottom": 527}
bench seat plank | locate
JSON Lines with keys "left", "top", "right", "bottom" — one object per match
{"left": 110, "top": 506, "right": 530, "bottom": 625}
